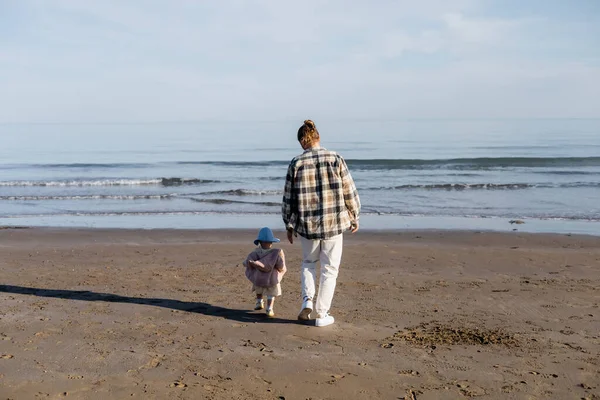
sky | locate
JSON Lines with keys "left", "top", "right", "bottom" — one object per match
{"left": 1, "top": 0, "right": 599, "bottom": 124}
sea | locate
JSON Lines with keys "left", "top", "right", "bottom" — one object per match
{"left": 1, "top": 119, "right": 599, "bottom": 235}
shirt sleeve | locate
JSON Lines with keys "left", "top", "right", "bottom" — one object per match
{"left": 282, "top": 161, "right": 297, "bottom": 231}
{"left": 339, "top": 157, "right": 361, "bottom": 224}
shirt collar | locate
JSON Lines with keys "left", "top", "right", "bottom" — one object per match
{"left": 304, "top": 145, "right": 323, "bottom": 152}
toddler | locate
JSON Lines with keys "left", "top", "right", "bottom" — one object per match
{"left": 243, "top": 227, "right": 287, "bottom": 317}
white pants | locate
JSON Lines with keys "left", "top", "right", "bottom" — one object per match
{"left": 300, "top": 233, "right": 344, "bottom": 318}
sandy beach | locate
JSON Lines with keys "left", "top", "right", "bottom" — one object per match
{"left": 0, "top": 227, "right": 598, "bottom": 399}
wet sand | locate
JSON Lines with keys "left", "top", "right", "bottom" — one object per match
{"left": 0, "top": 228, "right": 599, "bottom": 399}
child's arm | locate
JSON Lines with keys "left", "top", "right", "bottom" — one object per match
{"left": 245, "top": 251, "right": 271, "bottom": 271}
{"left": 243, "top": 251, "right": 259, "bottom": 268}
{"left": 275, "top": 249, "right": 287, "bottom": 273}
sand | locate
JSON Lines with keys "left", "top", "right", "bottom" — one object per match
{"left": 0, "top": 227, "right": 599, "bottom": 400}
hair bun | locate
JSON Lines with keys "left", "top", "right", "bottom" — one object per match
{"left": 304, "top": 119, "right": 315, "bottom": 129}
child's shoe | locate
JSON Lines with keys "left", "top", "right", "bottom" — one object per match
{"left": 254, "top": 299, "right": 264, "bottom": 310}
{"left": 266, "top": 308, "right": 275, "bottom": 318}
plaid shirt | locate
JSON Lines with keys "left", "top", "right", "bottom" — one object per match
{"left": 282, "top": 147, "right": 361, "bottom": 240}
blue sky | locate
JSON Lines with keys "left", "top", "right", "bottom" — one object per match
{"left": 1, "top": 0, "right": 599, "bottom": 123}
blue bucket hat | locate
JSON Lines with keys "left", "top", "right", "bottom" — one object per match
{"left": 254, "top": 227, "right": 280, "bottom": 245}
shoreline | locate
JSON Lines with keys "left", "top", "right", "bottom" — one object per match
{"left": 2, "top": 226, "right": 600, "bottom": 246}
{"left": 2, "top": 212, "right": 600, "bottom": 236}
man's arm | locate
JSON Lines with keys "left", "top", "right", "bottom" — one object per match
{"left": 282, "top": 162, "right": 297, "bottom": 233}
{"left": 340, "top": 157, "right": 361, "bottom": 231}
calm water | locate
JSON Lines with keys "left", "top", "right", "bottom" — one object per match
{"left": 1, "top": 119, "right": 599, "bottom": 233}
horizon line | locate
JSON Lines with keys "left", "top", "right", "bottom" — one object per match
{"left": 1, "top": 117, "right": 599, "bottom": 126}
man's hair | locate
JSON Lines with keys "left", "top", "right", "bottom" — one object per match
{"left": 297, "top": 119, "right": 320, "bottom": 148}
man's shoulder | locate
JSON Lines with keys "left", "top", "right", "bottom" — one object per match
{"left": 293, "top": 148, "right": 343, "bottom": 164}
{"left": 288, "top": 153, "right": 309, "bottom": 169}
{"left": 289, "top": 154, "right": 302, "bottom": 165}
{"left": 317, "top": 148, "right": 341, "bottom": 157}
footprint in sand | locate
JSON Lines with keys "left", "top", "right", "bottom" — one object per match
{"left": 286, "top": 334, "right": 321, "bottom": 346}
{"left": 327, "top": 374, "right": 345, "bottom": 384}
{"left": 404, "top": 389, "right": 422, "bottom": 400}
{"left": 579, "top": 383, "right": 593, "bottom": 389}
{"left": 456, "top": 381, "right": 486, "bottom": 397}
{"left": 398, "top": 369, "right": 420, "bottom": 376}
{"left": 501, "top": 384, "right": 516, "bottom": 393}
{"left": 145, "top": 355, "right": 163, "bottom": 368}
{"left": 529, "top": 371, "right": 559, "bottom": 379}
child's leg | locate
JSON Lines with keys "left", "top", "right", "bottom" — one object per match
{"left": 254, "top": 287, "right": 265, "bottom": 310}
{"left": 265, "top": 295, "right": 275, "bottom": 317}
{"left": 266, "top": 296, "right": 274, "bottom": 309}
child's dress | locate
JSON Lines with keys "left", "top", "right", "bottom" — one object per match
{"left": 243, "top": 247, "right": 287, "bottom": 296}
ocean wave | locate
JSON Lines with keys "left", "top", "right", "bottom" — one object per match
{"left": 0, "top": 194, "right": 176, "bottom": 201}
{"left": 197, "top": 189, "right": 283, "bottom": 196}
{"left": 0, "top": 162, "right": 152, "bottom": 170}
{"left": 3, "top": 210, "right": 281, "bottom": 217}
{"left": 346, "top": 157, "right": 600, "bottom": 170}
{"left": 41, "top": 162, "right": 153, "bottom": 169}
{"left": 189, "top": 198, "right": 279, "bottom": 206}
{"left": 532, "top": 170, "right": 600, "bottom": 176}
{"left": 160, "top": 178, "right": 218, "bottom": 186}
{"left": 0, "top": 177, "right": 217, "bottom": 187}
{"left": 367, "top": 182, "right": 600, "bottom": 191}
{"left": 4, "top": 211, "right": 599, "bottom": 222}
{"left": 0, "top": 179, "right": 161, "bottom": 187}
{"left": 343, "top": 212, "right": 600, "bottom": 221}
{"left": 176, "top": 160, "right": 286, "bottom": 167}
{"left": 4, "top": 156, "right": 600, "bottom": 171}
{"left": 175, "top": 157, "right": 600, "bottom": 170}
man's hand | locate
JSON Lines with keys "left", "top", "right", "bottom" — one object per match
{"left": 287, "top": 229, "right": 294, "bottom": 244}
{"left": 351, "top": 221, "right": 359, "bottom": 233}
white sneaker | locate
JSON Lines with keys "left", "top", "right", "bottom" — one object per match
{"left": 298, "top": 299, "right": 313, "bottom": 321}
{"left": 315, "top": 314, "right": 335, "bottom": 327}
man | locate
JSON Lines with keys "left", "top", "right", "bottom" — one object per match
{"left": 282, "top": 119, "right": 361, "bottom": 327}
